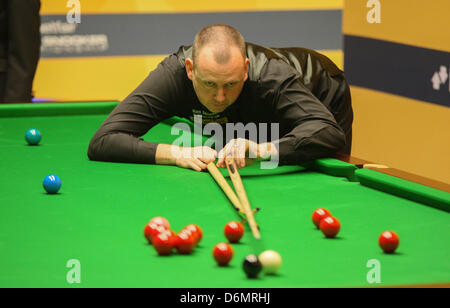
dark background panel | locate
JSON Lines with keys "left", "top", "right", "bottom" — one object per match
{"left": 344, "top": 35, "right": 450, "bottom": 108}
{"left": 40, "top": 10, "right": 342, "bottom": 58}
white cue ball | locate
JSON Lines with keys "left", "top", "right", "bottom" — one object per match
{"left": 258, "top": 250, "right": 282, "bottom": 275}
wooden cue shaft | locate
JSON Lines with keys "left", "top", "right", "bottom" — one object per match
{"left": 240, "top": 208, "right": 261, "bottom": 225}
{"left": 225, "top": 157, "right": 261, "bottom": 239}
{"left": 206, "top": 163, "right": 245, "bottom": 215}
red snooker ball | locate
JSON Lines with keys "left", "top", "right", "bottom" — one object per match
{"left": 180, "top": 228, "right": 196, "bottom": 242}
{"left": 149, "top": 216, "right": 170, "bottom": 229}
{"left": 213, "top": 242, "right": 234, "bottom": 266}
{"left": 312, "top": 208, "right": 332, "bottom": 229}
{"left": 175, "top": 231, "right": 195, "bottom": 254}
{"left": 319, "top": 216, "right": 341, "bottom": 238}
{"left": 379, "top": 231, "right": 400, "bottom": 254}
{"left": 152, "top": 231, "right": 175, "bottom": 256}
{"left": 143, "top": 222, "right": 168, "bottom": 244}
{"left": 184, "top": 224, "right": 203, "bottom": 245}
{"left": 224, "top": 221, "right": 244, "bottom": 243}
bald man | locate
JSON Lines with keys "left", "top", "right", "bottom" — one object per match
{"left": 88, "top": 24, "right": 353, "bottom": 171}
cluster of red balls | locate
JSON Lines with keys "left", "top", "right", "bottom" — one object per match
{"left": 212, "top": 221, "right": 245, "bottom": 266}
{"left": 312, "top": 208, "right": 400, "bottom": 253}
{"left": 312, "top": 208, "right": 341, "bottom": 238}
{"left": 143, "top": 216, "right": 203, "bottom": 256}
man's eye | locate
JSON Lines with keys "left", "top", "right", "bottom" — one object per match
{"left": 205, "top": 81, "right": 215, "bottom": 87}
{"left": 227, "top": 82, "right": 236, "bottom": 87}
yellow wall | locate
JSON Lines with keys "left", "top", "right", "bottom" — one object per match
{"left": 35, "top": 51, "right": 342, "bottom": 101}
{"left": 351, "top": 86, "right": 450, "bottom": 184}
{"left": 344, "top": 0, "right": 450, "bottom": 184}
{"left": 34, "top": 0, "right": 343, "bottom": 101}
{"left": 344, "top": 0, "right": 450, "bottom": 51}
{"left": 41, "top": 0, "right": 343, "bottom": 13}
{"left": 35, "top": 55, "right": 166, "bottom": 101}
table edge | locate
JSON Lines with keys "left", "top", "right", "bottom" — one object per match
{"left": 335, "top": 154, "right": 450, "bottom": 193}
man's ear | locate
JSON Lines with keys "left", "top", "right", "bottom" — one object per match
{"left": 243, "top": 58, "right": 250, "bottom": 82}
{"left": 185, "top": 58, "right": 194, "bottom": 81}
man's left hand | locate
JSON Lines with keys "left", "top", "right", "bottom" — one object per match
{"left": 216, "top": 138, "right": 277, "bottom": 169}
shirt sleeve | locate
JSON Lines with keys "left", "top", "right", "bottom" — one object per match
{"left": 264, "top": 60, "right": 347, "bottom": 165}
{"left": 87, "top": 54, "right": 185, "bottom": 164}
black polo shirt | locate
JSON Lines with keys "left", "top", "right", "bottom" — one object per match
{"left": 88, "top": 42, "right": 353, "bottom": 165}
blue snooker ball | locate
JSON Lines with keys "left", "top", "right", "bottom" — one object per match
{"left": 43, "top": 175, "right": 62, "bottom": 194}
{"left": 25, "top": 129, "right": 42, "bottom": 145}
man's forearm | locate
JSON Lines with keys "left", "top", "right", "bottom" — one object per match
{"left": 276, "top": 124, "right": 346, "bottom": 165}
{"left": 155, "top": 143, "right": 182, "bottom": 165}
{"left": 87, "top": 132, "right": 158, "bottom": 164}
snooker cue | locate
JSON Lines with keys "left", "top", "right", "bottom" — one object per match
{"left": 225, "top": 156, "right": 261, "bottom": 240}
{"left": 240, "top": 207, "right": 261, "bottom": 225}
{"left": 207, "top": 162, "right": 245, "bottom": 215}
{"left": 207, "top": 163, "right": 261, "bottom": 223}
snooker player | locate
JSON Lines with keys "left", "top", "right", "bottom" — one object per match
{"left": 88, "top": 24, "right": 353, "bottom": 171}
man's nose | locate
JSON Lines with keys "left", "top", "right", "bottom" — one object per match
{"left": 215, "top": 87, "right": 226, "bottom": 102}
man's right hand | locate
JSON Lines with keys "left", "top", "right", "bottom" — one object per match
{"left": 175, "top": 146, "right": 217, "bottom": 171}
{"left": 155, "top": 144, "right": 217, "bottom": 172}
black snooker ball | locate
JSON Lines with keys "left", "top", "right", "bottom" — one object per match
{"left": 242, "top": 254, "right": 262, "bottom": 279}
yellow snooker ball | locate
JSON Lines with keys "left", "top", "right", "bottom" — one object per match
{"left": 258, "top": 250, "right": 282, "bottom": 275}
